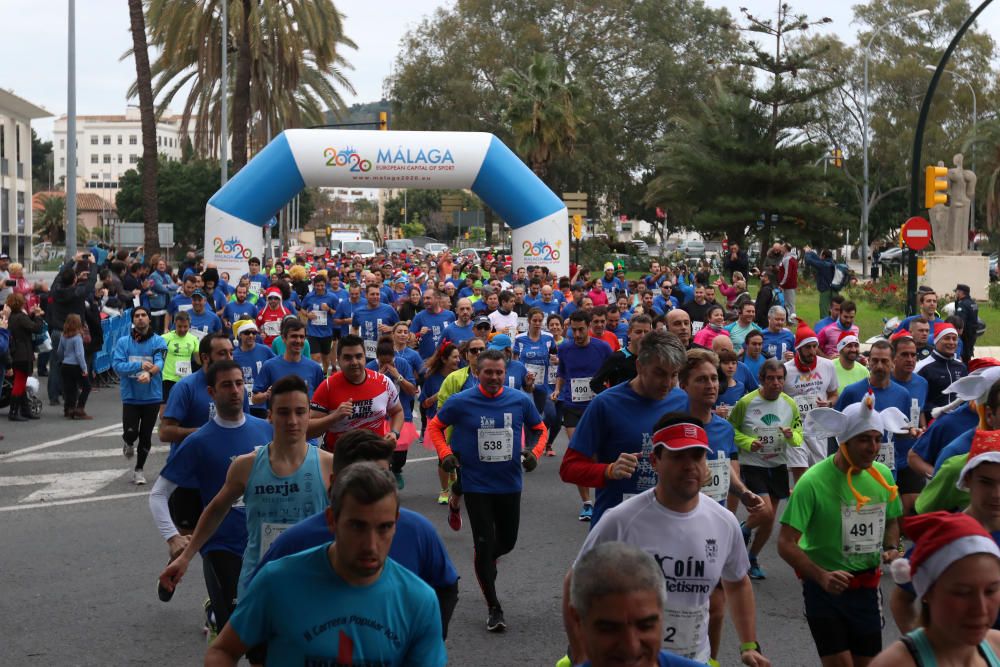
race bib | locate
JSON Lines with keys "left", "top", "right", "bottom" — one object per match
{"left": 692, "top": 321, "right": 705, "bottom": 334}
{"left": 364, "top": 338, "right": 377, "bottom": 359}
{"left": 128, "top": 355, "right": 153, "bottom": 365}
{"left": 910, "top": 399, "right": 921, "bottom": 429}
{"left": 570, "top": 377, "right": 595, "bottom": 403}
{"left": 262, "top": 320, "right": 280, "bottom": 337}
{"left": 704, "top": 456, "right": 731, "bottom": 503}
{"left": 842, "top": 502, "right": 886, "bottom": 555}
{"left": 477, "top": 427, "right": 514, "bottom": 462}
{"left": 876, "top": 441, "right": 895, "bottom": 470}
{"left": 662, "top": 606, "right": 706, "bottom": 660}
{"left": 175, "top": 360, "right": 192, "bottom": 377}
{"left": 189, "top": 327, "right": 208, "bottom": 342}
{"left": 517, "top": 317, "right": 528, "bottom": 333}
{"left": 754, "top": 426, "right": 784, "bottom": 458}
{"left": 795, "top": 395, "right": 817, "bottom": 417}
{"left": 248, "top": 282, "right": 262, "bottom": 296}
{"left": 260, "top": 522, "right": 289, "bottom": 557}
{"left": 525, "top": 363, "right": 546, "bottom": 383}
{"left": 313, "top": 309, "right": 327, "bottom": 326}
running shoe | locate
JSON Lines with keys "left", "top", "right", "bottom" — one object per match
{"left": 394, "top": 472, "right": 405, "bottom": 490}
{"left": 748, "top": 562, "right": 766, "bottom": 580}
{"left": 123, "top": 441, "right": 135, "bottom": 460}
{"left": 448, "top": 501, "right": 462, "bottom": 531}
{"left": 579, "top": 503, "right": 593, "bottom": 522}
{"left": 486, "top": 606, "right": 507, "bottom": 632}
{"left": 437, "top": 490, "right": 450, "bottom": 505}
{"left": 544, "top": 447, "right": 557, "bottom": 457}
{"left": 203, "top": 598, "right": 218, "bottom": 642}
{"left": 133, "top": 469, "right": 147, "bottom": 486}
{"left": 740, "top": 521, "right": 752, "bottom": 548}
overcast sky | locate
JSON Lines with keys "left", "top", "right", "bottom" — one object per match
{"left": 0, "top": 0, "right": 966, "bottom": 141}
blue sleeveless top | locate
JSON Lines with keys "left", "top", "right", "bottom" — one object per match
{"left": 903, "top": 627, "right": 1000, "bottom": 667}
{"left": 237, "top": 443, "right": 327, "bottom": 598}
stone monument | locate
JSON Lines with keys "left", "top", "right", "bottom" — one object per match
{"left": 923, "top": 153, "right": 988, "bottom": 300}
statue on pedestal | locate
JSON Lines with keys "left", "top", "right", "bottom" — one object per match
{"left": 928, "top": 153, "right": 976, "bottom": 254}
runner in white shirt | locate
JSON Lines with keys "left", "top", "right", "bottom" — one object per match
{"left": 563, "top": 413, "right": 769, "bottom": 667}
{"left": 783, "top": 320, "right": 839, "bottom": 482}
{"left": 488, "top": 290, "right": 520, "bottom": 338}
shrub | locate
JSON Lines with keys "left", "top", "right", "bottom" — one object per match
{"left": 845, "top": 274, "right": 907, "bottom": 313}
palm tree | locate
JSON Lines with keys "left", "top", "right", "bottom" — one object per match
{"left": 35, "top": 194, "right": 66, "bottom": 244}
{"left": 127, "top": 0, "right": 161, "bottom": 254}
{"left": 135, "top": 0, "right": 356, "bottom": 169}
{"left": 500, "top": 52, "right": 582, "bottom": 183}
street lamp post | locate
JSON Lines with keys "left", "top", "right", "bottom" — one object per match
{"left": 924, "top": 64, "right": 977, "bottom": 237}
{"left": 220, "top": 0, "right": 228, "bottom": 186}
{"left": 862, "top": 9, "right": 930, "bottom": 279}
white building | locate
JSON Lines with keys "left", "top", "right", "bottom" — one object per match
{"left": 0, "top": 89, "right": 51, "bottom": 264}
{"left": 52, "top": 106, "right": 183, "bottom": 196}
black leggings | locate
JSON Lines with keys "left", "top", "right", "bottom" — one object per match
{"left": 464, "top": 491, "right": 521, "bottom": 609}
{"left": 391, "top": 450, "right": 408, "bottom": 474}
{"left": 202, "top": 550, "right": 242, "bottom": 631}
{"left": 123, "top": 403, "right": 159, "bottom": 470}
{"left": 61, "top": 363, "right": 91, "bottom": 410}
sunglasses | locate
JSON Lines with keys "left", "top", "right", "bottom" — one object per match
{"left": 468, "top": 347, "right": 484, "bottom": 355}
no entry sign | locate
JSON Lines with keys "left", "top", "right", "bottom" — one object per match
{"left": 902, "top": 216, "right": 932, "bottom": 251}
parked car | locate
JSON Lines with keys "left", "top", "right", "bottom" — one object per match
{"left": 629, "top": 240, "right": 649, "bottom": 255}
{"left": 342, "top": 239, "right": 377, "bottom": 258}
{"left": 384, "top": 239, "right": 415, "bottom": 254}
{"left": 875, "top": 246, "right": 907, "bottom": 270}
{"left": 679, "top": 240, "right": 705, "bottom": 259}
{"left": 424, "top": 242, "right": 449, "bottom": 254}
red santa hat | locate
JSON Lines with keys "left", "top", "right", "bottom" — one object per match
{"left": 934, "top": 321, "right": 959, "bottom": 340}
{"left": 264, "top": 287, "right": 283, "bottom": 299}
{"left": 891, "top": 511, "right": 1000, "bottom": 598}
{"left": 957, "top": 430, "right": 1000, "bottom": 490}
{"left": 794, "top": 319, "right": 818, "bottom": 350}
{"left": 889, "top": 330, "right": 913, "bottom": 343}
{"left": 836, "top": 329, "right": 860, "bottom": 352}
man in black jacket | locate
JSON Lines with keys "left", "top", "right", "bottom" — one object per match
{"left": 953, "top": 283, "right": 979, "bottom": 363}
{"left": 753, "top": 270, "right": 778, "bottom": 329}
{"left": 916, "top": 321, "right": 968, "bottom": 420}
{"left": 589, "top": 315, "right": 653, "bottom": 393}
{"left": 723, "top": 243, "right": 750, "bottom": 280}
{"left": 46, "top": 255, "right": 98, "bottom": 406}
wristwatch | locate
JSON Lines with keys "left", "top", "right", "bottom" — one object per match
{"left": 740, "top": 641, "right": 761, "bottom": 653}
{"left": 390, "top": 429, "right": 401, "bottom": 440}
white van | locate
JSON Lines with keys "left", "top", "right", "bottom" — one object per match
{"left": 385, "top": 239, "right": 415, "bottom": 254}
{"left": 342, "top": 239, "right": 377, "bottom": 258}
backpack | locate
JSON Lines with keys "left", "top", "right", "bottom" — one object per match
{"left": 830, "top": 263, "right": 850, "bottom": 291}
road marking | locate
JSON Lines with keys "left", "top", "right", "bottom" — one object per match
{"left": 0, "top": 490, "right": 148, "bottom": 512}
{"left": 0, "top": 424, "right": 122, "bottom": 461}
{"left": 4, "top": 446, "right": 170, "bottom": 463}
{"left": 0, "top": 469, "right": 127, "bottom": 503}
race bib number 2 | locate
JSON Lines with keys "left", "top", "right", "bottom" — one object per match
{"left": 662, "top": 606, "right": 706, "bottom": 659}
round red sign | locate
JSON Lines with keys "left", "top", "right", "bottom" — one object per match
{"left": 902, "top": 216, "right": 932, "bottom": 251}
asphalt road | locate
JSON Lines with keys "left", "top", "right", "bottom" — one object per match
{"left": 0, "top": 384, "right": 907, "bottom": 666}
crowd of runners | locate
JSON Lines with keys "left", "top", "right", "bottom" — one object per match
{"left": 32, "top": 240, "right": 1000, "bottom": 666}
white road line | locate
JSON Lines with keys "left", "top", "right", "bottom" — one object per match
{"left": 4, "top": 446, "right": 170, "bottom": 463}
{"left": 0, "top": 490, "right": 148, "bottom": 512}
{"left": 0, "top": 424, "right": 123, "bottom": 461}
{"left": 0, "top": 469, "right": 127, "bottom": 503}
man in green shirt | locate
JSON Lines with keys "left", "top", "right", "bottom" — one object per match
{"left": 728, "top": 358, "right": 804, "bottom": 580}
{"left": 832, "top": 331, "right": 869, "bottom": 390}
{"left": 159, "top": 310, "right": 199, "bottom": 417}
{"left": 777, "top": 399, "right": 910, "bottom": 666}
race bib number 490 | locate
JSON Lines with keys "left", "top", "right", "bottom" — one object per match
{"left": 570, "top": 377, "right": 595, "bottom": 403}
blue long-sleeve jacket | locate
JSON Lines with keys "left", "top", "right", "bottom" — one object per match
{"left": 113, "top": 331, "right": 168, "bottom": 404}
{"left": 803, "top": 251, "right": 835, "bottom": 292}
{"left": 148, "top": 271, "right": 176, "bottom": 310}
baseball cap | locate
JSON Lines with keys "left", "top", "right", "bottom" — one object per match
{"left": 487, "top": 334, "right": 512, "bottom": 350}
{"left": 0, "top": 253, "right": 10, "bottom": 260}
{"left": 955, "top": 283, "right": 971, "bottom": 294}
{"left": 651, "top": 422, "right": 710, "bottom": 452}
{"left": 473, "top": 315, "right": 491, "bottom": 328}
{"left": 191, "top": 289, "right": 206, "bottom": 299}
{"left": 603, "top": 262, "right": 615, "bottom": 271}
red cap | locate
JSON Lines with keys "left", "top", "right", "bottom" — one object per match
{"left": 794, "top": 319, "right": 818, "bottom": 350}
{"left": 969, "top": 358, "right": 1000, "bottom": 373}
{"left": 651, "top": 423, "right": 710, "bottom": 452}
{"left": 890, "top": 330, "right": 914, "bottom": 343}
{"left": 934, "top": 321, "right": 959, "bottom": 340}
{"left": 264, "top": 287, "right": 282, "bottom": 299}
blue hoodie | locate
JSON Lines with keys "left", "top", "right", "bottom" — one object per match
{"left": 113, "top": 330, "right": 168, "bottom": 404}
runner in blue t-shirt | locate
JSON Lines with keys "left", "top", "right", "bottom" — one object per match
{"left": 183, "top": 291, "right": 223, "bottom": 337}
{"left": 148, "top": 360, "right": 272, "bottom": 631}
{"left": 366, "top": 336, "right": 418, "bottom": 488}
{"left": 554, "top": 310, "right": 613, "bottom": 522}
{"left": 514, "top": 309, "right": 559, "bottom": 454}
{"left": 561, "top": 333, "right": 689, "bottom": 527}
{"left": 352, "top": 284, "right": 399, "bottom": 361}
{"left": 253, "top": 429, "right": 459, "bottom": 638}
{"left": 221, "top": 284, "right": 258, "bottom": 333}
{"left": 332, "top": 283, "right": 364, "bottom": 338}
{"left": 427, "top": 349, "right": 547, "bottom": 633}
{"left": 909, "top": 403, "right": 980, "bottom": 474}
{"left": 231, "top": 321, "right": 275, "bottom": 418}
{"left": 299, "top": 275, "right": 340, "bottom": 374}
{"left": 410, "top": 288, "right": 456, "bottom": 360}
{"left": 887, "top": 333, "right": 933, "bottom": 513}
{"left": 441, "top": 298, "right": 476, "bottom": 347}
{"left": 251, "top": 320, "right": 325, "bottom": 410}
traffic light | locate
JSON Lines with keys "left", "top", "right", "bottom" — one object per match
{"left": 833, "top": 148, "right": 843, "bottom": 168}
{"left": 572, "top": 214, "right": 583, "bottom": 240}
{"left": 378, "top": 111, "right": 388, "bottom": 131}
{"left": 924, "top": 165, "right": 948, "bottom": 209}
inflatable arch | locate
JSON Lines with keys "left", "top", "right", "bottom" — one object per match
{"left": 203, "top": 129, "right": 569, "bottom": 276}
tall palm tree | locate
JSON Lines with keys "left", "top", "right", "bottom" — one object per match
{"left": 127, "top": 0, "right": 160, "bottom": 254}
{"left": 36, "top": 194, "right": 66, "bottom": 244}
{"left": 500, "top": 52, "right": 581, "bottom": 183}
{"left": 135, "top": 0, "right": 356, "bottom": 169}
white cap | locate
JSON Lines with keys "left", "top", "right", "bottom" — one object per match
{"left": 806, "top": 392, "right": 911, "bottom": 444}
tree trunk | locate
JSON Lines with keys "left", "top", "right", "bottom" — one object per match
{"left": 127, "top": 0, "right": 160, "bottom": 255}
{"left": 230, "top": 0, "right": 253, "bottom": 171}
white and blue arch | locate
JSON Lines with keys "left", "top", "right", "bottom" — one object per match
{"left": 204, "top": 129, "right": 569, "bottom": 275}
